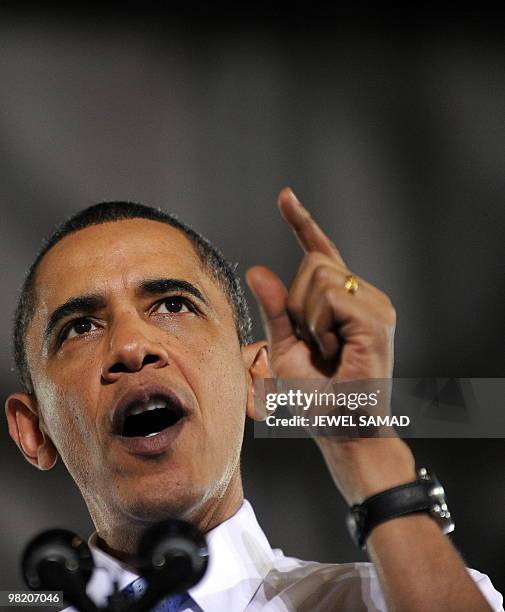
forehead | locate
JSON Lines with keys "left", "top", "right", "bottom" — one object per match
{"left": 34, "top": 218, "right": 213, "bottom": 308}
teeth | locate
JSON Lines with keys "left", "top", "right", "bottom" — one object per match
{"left": 129, "top": 399, "right": 168, "bottom": 416}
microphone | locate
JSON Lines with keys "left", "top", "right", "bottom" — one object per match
{"left": 132, "top": 518, "right": 209, "bottom": 612}
{"left": 21, "top": 529, "right": 97, "bottom": 612}
{"left": 21, "top": 519, "right": 209, "bottom": 612}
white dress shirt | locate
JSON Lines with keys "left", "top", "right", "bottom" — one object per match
{"left": 63, "top": 499, "right": 504, "bottom": 611}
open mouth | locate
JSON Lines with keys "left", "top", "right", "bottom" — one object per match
{"left": 112, "top": 393, "right": 186, "bottom": 438}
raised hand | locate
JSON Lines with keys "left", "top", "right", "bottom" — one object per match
{"left": 246, "top": 187, "right": 396, "bottom": 382}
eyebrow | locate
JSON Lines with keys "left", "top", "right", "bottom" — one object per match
{"left": 44, "top": 295, "right": 105, "bottom": 341}
{"left": 138, "top": 278, "right": 208, "bottom": 306}
{"left": 44, "top": 278, "right": 209, "bottom": 342}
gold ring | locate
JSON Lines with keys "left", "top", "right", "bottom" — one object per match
{"left": 344, "top": 274, "right": 359, "bottom": 294}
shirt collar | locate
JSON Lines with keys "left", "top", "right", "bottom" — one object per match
{"left": 88, "top": 500, "right": 276, "bottom": 612}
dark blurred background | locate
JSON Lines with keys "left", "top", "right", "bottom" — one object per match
{"left": 0, "top": 7, "right": 504, "bottom": 597}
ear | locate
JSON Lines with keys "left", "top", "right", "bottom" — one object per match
{"left": 5, "top": 393, "right": 58, "bottom": 470}
{"left": 242, "top": 340, "right": 273, "bottom": 422}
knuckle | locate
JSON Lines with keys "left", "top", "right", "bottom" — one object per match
{"left": 313, "top": 263, "right": 335, "bottom": 283}
{"left": 361, "top": 323, "right": 392, "bottom": 353}
{"left": 323, "top": 283, "right": 340, "bottom": 302}
{"left": 377, "top": 289, "right": 394, "bottom": 308}
{"left": 382, "top": 303, "right": 397, "bottom": 326}
{"left": 371, "top": 289, "right": 396, "bottom": 325}
{"left": 383, "top": 292, "right": 394, "bottom": 307}
{"left": 370, "top": 311, "right": 396, "bottom": 343}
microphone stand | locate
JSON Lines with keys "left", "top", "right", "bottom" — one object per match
{"left": 21, "top": 520, "right": 209, "bottom": 612}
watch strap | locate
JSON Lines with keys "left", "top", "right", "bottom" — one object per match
{"left": 348, "top": 470, "right": 446, "bottom": 548}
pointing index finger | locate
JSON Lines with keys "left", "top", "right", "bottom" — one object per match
{"left": 277, "top": 187, "right": 346, "bottom": 265}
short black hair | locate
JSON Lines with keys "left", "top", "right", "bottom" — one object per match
{"left": 13, "top": 201, "right": 253, "bottom": 394}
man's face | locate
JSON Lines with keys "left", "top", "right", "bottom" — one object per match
{"left": 22, "top": 219, "right": 254, "bottom": 527}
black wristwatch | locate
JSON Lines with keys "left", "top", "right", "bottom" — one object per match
{"left": 346, "top": 467, "right": 455, "bottom": 549}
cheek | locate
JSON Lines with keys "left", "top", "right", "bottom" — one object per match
{"left": 34, "top": 371, "right": 101, "bottom": 463}
{"left": 43, "top": 345, "right": 104, "bottom": 439}
{"left": 185, "top": 337, "right": 248, "bottom": 439}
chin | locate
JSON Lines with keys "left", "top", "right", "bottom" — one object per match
{"left": 117, "top": 479, "right": 206, "bottom": 523}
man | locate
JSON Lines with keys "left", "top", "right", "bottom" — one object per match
{"left": 5, "top": 188, "right": 503, "bottom": 611}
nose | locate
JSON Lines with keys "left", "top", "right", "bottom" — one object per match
{"left": 101, "top": 313, "right": 169, "bottom": 383}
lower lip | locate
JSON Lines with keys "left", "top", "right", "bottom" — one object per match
{"left": 113, "top": 417, "right": 186, "bottom": 457}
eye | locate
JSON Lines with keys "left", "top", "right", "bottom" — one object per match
{"left": 63, "top": 318, "right": 99, "bottom": 341}
{"left": 153, "top": 296, "right": 193, "bottom": 315}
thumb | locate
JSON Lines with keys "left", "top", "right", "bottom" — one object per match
{"left": 245, "top": 265, "right": 296, "bottom": 350}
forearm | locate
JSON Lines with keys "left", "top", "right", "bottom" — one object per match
{"left": 318, "top": 437, "right": 492, "bottom": 612}
{"left": 368, "top": 513, "right": 491, "bottom": 612}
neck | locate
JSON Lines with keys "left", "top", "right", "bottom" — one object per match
{"left": 88, "top": 472, "right": 244, "bottom": 569}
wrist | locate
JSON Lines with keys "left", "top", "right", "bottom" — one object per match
{"left": 317, "top": 436, "right": 417, "bottom": 505}
{"left": 347, "top": 467, "right": 455, "bottom": 550}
